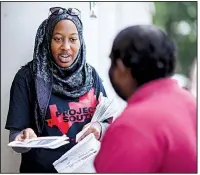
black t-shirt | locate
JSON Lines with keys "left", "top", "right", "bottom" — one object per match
{"left": 5, "top": 63, "right": 106, "bottom": 173}
{"left": 45, "top": 88, "right": 99, "bottom": 139}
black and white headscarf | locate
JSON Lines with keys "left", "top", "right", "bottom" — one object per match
{"left": 33, "top": 10, "right": 93, "bottom": 98}
{"left": 32, "top": 9, "right": 94, "bottom": 126}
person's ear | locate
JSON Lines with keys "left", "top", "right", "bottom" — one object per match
{"left": 116, "top": 59, "right": 131, "bottom": 75}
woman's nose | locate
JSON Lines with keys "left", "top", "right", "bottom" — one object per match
{"left": 61, "top": 41, "right": 70, "bottom": 50}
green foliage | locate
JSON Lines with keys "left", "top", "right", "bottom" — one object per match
{"left": 152, "top": 2, "right": 197, "bottom": 76}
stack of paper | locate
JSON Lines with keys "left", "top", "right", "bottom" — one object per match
{"left": 91, "top": 93, "right": 119, "bottom": 123}
{"left": 53, "top": 134, "right": 100, "bottom": 173}
{"left": 8, "top": 136, "right": 69, "bottom": 149}
{"left": 76, "top": 95, "right": 119, "bottom": 142}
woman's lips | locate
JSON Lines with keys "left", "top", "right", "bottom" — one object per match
{"left": 58, "top": 55, "right": 72, "bottom": 63}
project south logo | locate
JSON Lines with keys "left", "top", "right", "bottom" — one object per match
{"left": 46, "top": 89, "right": 98, "bottom": 134}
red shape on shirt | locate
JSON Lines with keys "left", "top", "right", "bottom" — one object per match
{"left": 46, "top": 88, "right": 98, "bottom": 134}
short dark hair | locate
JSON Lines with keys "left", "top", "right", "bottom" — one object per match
{"left": 110, "top": 25, "right": 177, "bottom": 86}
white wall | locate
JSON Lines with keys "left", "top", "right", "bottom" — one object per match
{"left": 97, "top": 2, "right": 153, "bottom": 105}
{"left": 1, "top": 2, "right": 152, "bottom": 173}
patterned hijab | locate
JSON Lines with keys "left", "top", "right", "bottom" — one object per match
{"left": 33, "top": 9, "right": 93, "bottom": 93}
{"left": 32, "top": 8, "right": 94, "bottom": 122}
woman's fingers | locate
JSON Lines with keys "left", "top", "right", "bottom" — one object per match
{"left": 77, "top": 127, "right": 100, "bottom": 142}
{"left": 14, "top": 128, "right": 37, "bottom": 141}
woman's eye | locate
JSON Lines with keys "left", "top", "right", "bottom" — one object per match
{"left": 54, "top": 38, "right": 63, "bottom": 42}
{"left": 70, "top": 38, "right": 77, "bottom": 42}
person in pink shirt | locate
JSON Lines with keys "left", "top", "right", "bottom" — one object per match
{"left": 94, "top": 25, "right": 197, "bottom": 173}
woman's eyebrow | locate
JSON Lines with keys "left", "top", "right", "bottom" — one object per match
{"left": 53, "top": 32, "right": 63, "bottom": 35}
{"left": 70, "top": 33, "right": 78, "bottom": 36}
{"left": 53, "top": 32, "right": 78, "bottom": 36}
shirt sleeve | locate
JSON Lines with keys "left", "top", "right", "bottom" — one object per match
{"left": 5, "top": 72, "right": 32, "bottom": 131}
{"left": 94, "top": 122, "right": 163, "bottom": 173}
{"left": 99, "top": 80, "right": 107, "bottom": 97}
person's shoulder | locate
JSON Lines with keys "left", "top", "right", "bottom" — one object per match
{"left": 13, "top": 60, "right": 33, "bottom": 84}
{"left": 105, "top": 106, "right": 157, "bottom": 140}
{"left": 87, "top": 64, "right": 96, "bottom": 75}
{"left": 88, "top": 64, "right": 103, "bottom": 81}
{"left": 114, "top": 103, "right": 160, "bottom": 127}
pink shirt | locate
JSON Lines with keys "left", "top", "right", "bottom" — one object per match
{"left": 94, "top": 78, "right": 197, "bottom": 173}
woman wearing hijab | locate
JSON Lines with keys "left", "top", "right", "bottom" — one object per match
{"left": 5, "top": 7, "right": 111, "bottom": 173}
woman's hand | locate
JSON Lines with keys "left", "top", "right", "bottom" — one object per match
{"left": 77, "top": 122, "right": 102, "bottom": 142}
{"left": 14, "top": 128, "right": 37, "bottom": 141}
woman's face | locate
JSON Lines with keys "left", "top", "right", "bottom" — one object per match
{"left": 51, "top": 20, "right": 81, "bottom": 68}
